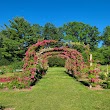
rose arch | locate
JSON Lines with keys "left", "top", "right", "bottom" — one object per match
{"left": 0, "top": 40, "right": 101, "bottom": 89}
{"left": 23, "top": 40, "right": 85, "bottom": 86}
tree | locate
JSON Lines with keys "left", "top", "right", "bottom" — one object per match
{"left": 0, "top": 33, "right": 3, "bottom": 60}
{"left": 1, "top": 17, "right": 42, "bottom": 61}
{"left": 92, "top": 46, "right": 110, "bottom": 64}
{"left": 0, "top": 33, "right": 3, "bottom": 48}
{"left": 43, "top": 23, "right": 63, "bottom": 40}
{"left": 1, "top": 36, "right": 21, "bottom": 61}
{"left": 102, "top": 26, "right": 110, "bottom": 46}
{"left": 63, "top": 22, "right": 100, "bottom": 50}
{"left": 28, "top": 24, "right": 43, "bottom": 44}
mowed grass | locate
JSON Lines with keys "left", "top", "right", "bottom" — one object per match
{"left": 0, "top": 67, "right": 110, "bottom": 110}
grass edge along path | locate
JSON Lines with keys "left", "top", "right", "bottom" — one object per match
{"left": 0, "top": 67, "right": 110, "bottom": 110}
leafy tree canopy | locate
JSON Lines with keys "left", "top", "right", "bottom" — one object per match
{"left": 102, "top": 26, "right": 110, "bottom": 46}
{"left": 63, "top": 22, "right": 100, "bottom": 50}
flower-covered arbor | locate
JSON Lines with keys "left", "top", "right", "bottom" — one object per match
{"left": 0, "top": 40, "right": 101, "bottom": 89}
{"left": 23, "top": 40, "right": 85, "bottom": 85}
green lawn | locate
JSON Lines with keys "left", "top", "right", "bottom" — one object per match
{"left": 0, "top": 67, "right": 110, "bottom": 110}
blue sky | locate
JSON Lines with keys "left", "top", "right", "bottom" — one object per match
{"left": 0, "top": 0, "right": 110, "bottom": 33}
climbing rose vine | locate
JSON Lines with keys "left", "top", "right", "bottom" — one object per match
{"left": 0, "top": 40, "right": 87, "bottom": 89}
{"left": 23, "top": 40, "right": 85, "bottom": 86}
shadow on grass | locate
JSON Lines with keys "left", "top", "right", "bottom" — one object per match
{"left": 64, "top": 71, "right": 90, "bottom": 87}
{"left": 0, "top": 104, "right": 15, "bottom": 110}
{"left": 79, "top": 80, "right": 90, "bottom": 87}
{"left": 0, "top": 105, "right": 5, "bottom": 110}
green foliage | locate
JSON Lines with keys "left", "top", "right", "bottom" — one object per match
{"left": 0, "top": 34, "right": 3, "bottom": 48}
{"left": 0, "top": 58, "right": 11, "bottom": 66}
{"left": 10, "top": 61, "right": 23, "bottom": 70}
{"left": 92, "top": 46, "right": 110, "bottom": 64}
{"left": 0, "top": 66, "right": 7, "bottom": 74}
{"left": 43, "top": 23, "right": 64, "bottom": 40}
{"left": 102, "top": 26, "right": 110, "bottom": 46}
{"left": 6, "top": 80, "right": 27, "bottom": 89}
{"left": 101, "top": 81, "right": 110, "bottom": 89}
{"left": 48, "top": 56, "right": 65, "bottom": 67}
{"left": 63, "top": 22, "right": 100, "bottom": 50}
{"left": 0, "top": 16, "right": 109, "bottom": 70}
{"left": 99, "top": 65, "right": 110, "bottom": 89}
{"left": 0, "top": 71, "right": 4, "bottom": 75}
{"left": 1, "top": 37, "right": 21, "bottom": 61}
{"left": 0, "top": 83, "right": 4, "bottom": 89}
{"left": 99, "top": 73, "right": 106, "bottom": 80}
{"left": 108, "top": 72, "right": 110, "bottom": 77}
{"left": 1, "top": 17, "right": 42, "bottom": 62}
{"left": 0, "top": 79, "right": 28, "bottom": 89}
{"left": 0, "top": 61, "right": 23, "bottom": 74}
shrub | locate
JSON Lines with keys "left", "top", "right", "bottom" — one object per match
{"left": 107, "top": 72, "right": 110, "bottom": 77}
{"left": 101, "top": 81, "right": 110, "bottom": 89}
{"left": 0, "top": 66, "right": 6, "bottom": 74}
{"left": 0, "top": 61, "right": 23, "bottom": 73}
{"left": 48, "top": 56, "right": 65, "bottom": 67}
{"left": 83, "top": 63, "right": 101, "bottom": 87}
{"left": 6, "top": 80, "right": 26, "bottom": 89}
{"left": 0, "top": 58, "right": 11, "bottom": 66}
{"left": 0, "top": 71, "right": 4, "bottom": 75}
{"left": 10, "top": 61, "right": 23, "bottom": 70}
{"left": 100, "top": 72, "right": 110, "bottom": 89}
{"left": 99, "top": 73, "right": 106, "bottom": 80}
{"left": 0, "top": 83, "right": 4, "bottom": 89}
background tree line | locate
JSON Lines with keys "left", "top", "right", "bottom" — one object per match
{"left": 0, "top": 17, "right": 110, "bottom": 65}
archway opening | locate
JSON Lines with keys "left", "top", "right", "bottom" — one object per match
{"left": 48, "top": 56, "right": 65, "bottom": 67}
